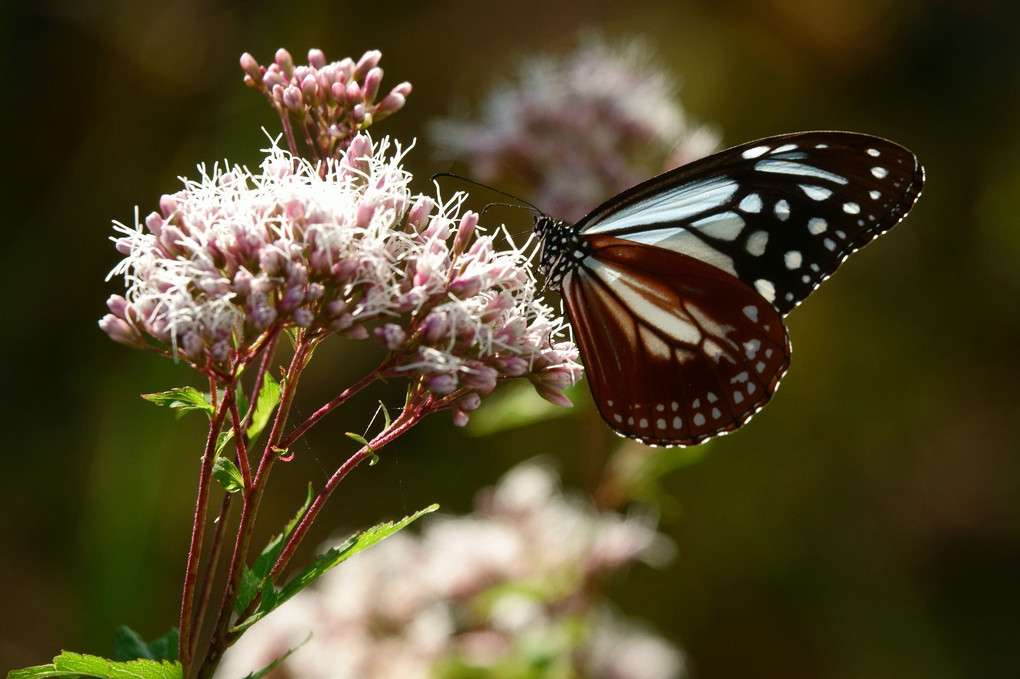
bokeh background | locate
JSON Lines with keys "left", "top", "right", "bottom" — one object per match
{"left": 3, "top": 0, "right": 1020, "bottom": 677}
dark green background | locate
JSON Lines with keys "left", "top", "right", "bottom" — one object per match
{"left": 4, "top": 1, "right": 1019, "bottom": 677}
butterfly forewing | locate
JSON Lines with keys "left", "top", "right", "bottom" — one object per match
{"left": 576, "top": 132, "right": 924, "bottom": 315}
{"left": 563, "top": 236, "right": 790, "bottom": 446}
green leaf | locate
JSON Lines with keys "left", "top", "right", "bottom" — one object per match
{"left": 112, "top": 626, "right": 179, "bottom": 662}
{"left": 141, "top": 387, "right": 214, "bottom": 417}
{"left": 246, "top": 373, "right": 282, "bottom": 443}
{"left": 235, "top": 484, "right": 315, "bottom": 615}
{"left": 7, "top": 652, "right": 182, "bottom": 679}
{"left": 215, "top": 429, "right": 235, "bottom": 456}
{"left": 232, "top": 503, "right": 438, "bottom": 633}
{"left": 240, "top": 635, "right": 310, "bottom": 679}
{"left": 212, "top": 457, "right": 245, "bottom": 493}
{"left": 344, "top": 432, "right": 371, "bottom": 450}
{"left": 464, "top": 382, "right": 585, "bottom": 436}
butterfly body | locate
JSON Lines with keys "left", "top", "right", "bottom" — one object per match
{"left": 534, "top": 131, "right": 924, "bottom": 447}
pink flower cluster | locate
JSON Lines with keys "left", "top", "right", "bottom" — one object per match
{"left": 430, "top": 36, "right": 720, "bottom": 222}
{"left": 241, "top": 48, "right": 411, "bottom": 160}
{"left": 220, "top": 461, "right": 683, "bottom": 679}
{"left": 102, "top": 133, "right": 581, "bottom": 411}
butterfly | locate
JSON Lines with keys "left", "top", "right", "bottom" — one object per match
{"left": 534, "top": 131, "right": 924, "bottom": 447}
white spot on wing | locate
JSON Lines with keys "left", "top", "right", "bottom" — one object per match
{"left": 867, "top": 148, "right": 881, "bottom": 157}
{"left": 738, "top": 193, "right": 763, "bottom": 213}
{"left": 742, "top": 305, "right": 759, "bottom": 322}
{"left": 871, "top": 166, "right": 889, "bottom": 178}
{"left": 800, "top": 185, "right": 833, "bottom": 201}
{"left": 774, "top": 200, "right": 791, "bottom": 221}
{"left": 808, "top": 217, "right": 827, "bottom": 234}
{"left": 691, "top": 212, "right": 745, "bottom": 241}
{"left": 754, "top": 279, "right": 776, "bottom": 302}
{"left": 746, "top": 230, "right": 768, "bottom": 256}
{"left": 843, "top": 202, "right": 861, "bottom": 215}
{"left": 784, "top": 250, "right": 802, "bottom": 269}
{"left": 741, "top": 145, "right": 770, "bottom": 159}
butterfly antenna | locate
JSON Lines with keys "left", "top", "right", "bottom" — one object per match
{"left": 431, "top": 172, "right": 543, "bottom": 213}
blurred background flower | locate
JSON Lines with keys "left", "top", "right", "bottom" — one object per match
{"left": 220, "top": 460, "right": 683, "bottom": 679}
{"left": 5, "top": 2, "right": 1020, "bottom": 678}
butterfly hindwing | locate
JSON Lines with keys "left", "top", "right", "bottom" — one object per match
{"left": 563, "top": 236, "right": 791, "bottom": 446}
{"left": 576, "top": 132, "right": 924, "bottom": 315}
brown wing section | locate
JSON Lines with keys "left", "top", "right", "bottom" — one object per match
{"left": 563, "top": 236, "right": 791, "bottom": 446}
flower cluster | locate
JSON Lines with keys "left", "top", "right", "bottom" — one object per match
{"left": 219, "top": 461, "right": 683, "bottom": 679}
{"left": 430, "top": 36, "right": 720, "bottom": 221}
{"left": 101, "top": 133, "right": 581, "bottom": 412}
{"left": 241, "top": 48, "right": 411, "bottom": 160}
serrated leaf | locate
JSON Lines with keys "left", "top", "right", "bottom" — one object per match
{"left": 235, "top": 484, "right": 315, "bottom": 615}
{"left": 232, "top": 504, "right": 438, "bottom": 633}
{"left": 141, "top": 387, "right": 214, "bottom": 417}
{"left": 7, "top": 651, "right": 182, "bottom": 679}
{"left": 246, "top": 373, "right": 282, "bottom": 443}
{"left": 112, "top": 626, "right": 178, "bottom": 662}
{"left": 212, "top": 457, "right": 245, "bottom": 493}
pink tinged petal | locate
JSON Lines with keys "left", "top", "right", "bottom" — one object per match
{"left": 495, "top": 356, "right": 529, "bottom": 377}
{"left": 300, "top": 74, "right": 319, "bottom": 100}
{"left": 356, "top": 202, "right": 375, "bottom": 227}
{"left": 448, "top": 275, "right": 481, "bottom": 299}
{"left": 406, "top": 196, "right": 435, "bottom": 232}
{"left": 451, "top": 211, "right": 478, "bottom": 256}
{"left": 259, "top": 248, "right": 287, "bottom": 276}
{"left": 422, "top": 312, "right": 448, "bottom": 344}
{"left": 529, "top": 375, "right": 574, "bottom": 408}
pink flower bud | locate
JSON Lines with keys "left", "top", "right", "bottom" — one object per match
{"left": 451, "top": 211, "right": 478, "bottom": 256}
{"left": 354, "top": 50, "right": 382, "bottom": 79}
{"left": 406, "top": 196, "right": 435, "bottom": 232}
{"left": 210, "top": 340, "right": 231, "bottom": 363}
{"left": 282, "top": 85, "right": 303, "bottom": 112}
{"left": 275, "top": 48, "right": 294, "bottom": 75}
{"left": 461, "top": 365, "right": 498, "bottom": 392}
{"left": 426, "top": 373, "right": 458, "bottom": 395}
{"left": 458, "top": 392, "right": 483, "bottom": 411}
{"left": 240, "top": 52, "right": 262, "bottom": 82}
{"left": 362, "top": 67, "right": 383, "bottom": 101}
{"left": 307, "top": 48, "right": 326, "bottom": 69}
{"left": 374, "top": 323, "right": 407, "bottom": 350}
{"left": 99, "top": 315, "right": 145, "bottom": 348}
{"left": 106, "top": 294, "right": 129, "bottom": 319}
{"left": 293, "top": 308, "right": 315, "bottom": 327}
{"left": 451, "top": 408, "right": 470, "bottom": 427}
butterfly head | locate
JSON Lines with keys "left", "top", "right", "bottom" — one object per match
{"left": 534, "top": 214, "right": 590, "bottom": 292}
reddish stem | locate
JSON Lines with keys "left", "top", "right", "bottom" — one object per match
{"left": 178, "top": 393, "right": 231, "bottom": 672}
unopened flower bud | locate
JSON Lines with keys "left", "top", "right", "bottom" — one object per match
{"left": 458, "top": 392, "right": 482, "bottom": 411}
{"left": 362, "top": 67, "right": 383, "bottom": 101}
{"left": 374, "top": 323, "right": 406, "bottom": 350}
{"left": 293, "top": 308, "right": 315, "bottom": 327}
{"left": 354, "top": 50, "right": 381, "bottom": 79}
{"left": 106, "top": 294, "right": 129, "bottom": 319}
{"left": 209, "top": 340, "right": 231, "bottom": 363}
{"left": 426, "top": 373, "right": 458, "bottom": 395}
{"left": 307, "top": 48, "right": 326, "bottom": 69}
{"left": 99, "top": 315, "right": 145, "bottom": 347}
{"left": 451, "top": 408, "right": 470, "bottom": 427}
{"left": 451, "top": 211, "right": 478, "bottom": 257}
{"left": 275, "top": 48, "right": 294, "bottom": 75}
{"left": 406, "top": 196, "right": 434, "bottom": 232}
{"left": 240, "top": 52, "right": 262, "bottom": 83}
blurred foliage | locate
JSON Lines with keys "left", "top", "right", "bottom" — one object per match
{"left": 2, "top": 0, "right": 1019, "bottom": 677}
